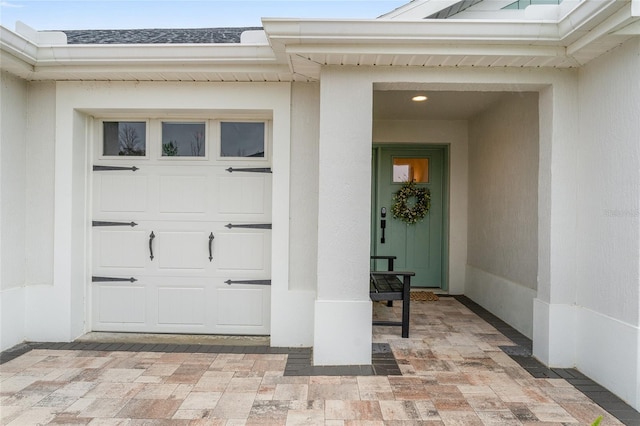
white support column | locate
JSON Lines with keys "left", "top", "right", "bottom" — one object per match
{"left": 25, "top": 88, "right": 75, "bottom": 342}
{"left": 313, "top": 69, "right": 373, "bottom": 366}
{"left": 533, "top": 79, "right": 579, "bottom": 367}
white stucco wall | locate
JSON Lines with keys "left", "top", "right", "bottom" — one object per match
{"left": 372, "top": 119, "right": 468, "bottom": 294}
{"left": 466, "top": 93, "right": 539, "bottom": 338}
{"left": 16, "top": 81, "right": 314, "bottom": 347}
{"left": 468, "top": 93, "right": 539, "bottom": 288}
{"left": 268, "top": 82, "right": 320, "bottom": 347}
{"left": 26, "top": 82, "right": 56, "bottom": 288}
{"left": 289, "top": 82, "right": 320, "bottom": 293}
{"left": 0, "top": 71, "right": 27, "bottom": 350}
{"left": 0, "top": 72, "right": 27, "bottom": 292}
{"left": 575, "top": 38, "right": 640, "bottom": 410}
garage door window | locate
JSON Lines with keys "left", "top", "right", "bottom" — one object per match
{"left": 220, "top": 122, "right": 265, "bottom": 158}
{"left": 103, "top": 121, "right": 147, "bottom": 157}
{"left": 161, "top": 122, "right": 206, "bottom": 157}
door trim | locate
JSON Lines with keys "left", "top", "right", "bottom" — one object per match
{"left": 371, "top": 144, "right": 449, "bottom": 291}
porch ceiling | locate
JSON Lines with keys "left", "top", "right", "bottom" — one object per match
{"left": 373, "top": 90, "right": 510, "bottom": 121}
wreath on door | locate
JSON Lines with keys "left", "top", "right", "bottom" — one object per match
{"left": 392, "top": 181, "right": 430, "bottom": 224}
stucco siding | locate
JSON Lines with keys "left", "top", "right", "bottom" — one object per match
{"left": 577, "top": 38, "right": 640, "bottom": 326}
{"left": 467, "top": 93, "right": 539, "bottom": 290}
{"left": 0, "top": 71, "right": 27, "bottom": 350}
{"left": 576, "top": 38, "right": 640, "bottom": 409}
{"left": 1, "top": 71, "right": 27, "bottom": 292}
{"left": 26, "top": 82, "right": 56, "bottom": 287}
{"left": 289, "top": 82, "right": 320, "bottom": 292}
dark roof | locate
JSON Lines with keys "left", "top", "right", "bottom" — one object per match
{"left": 61, "top": 27, "right": 263, "bottom": 44}
{"left": 426, "top": 0, "right": 484, "bottom": 18}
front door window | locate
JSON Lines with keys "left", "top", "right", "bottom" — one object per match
{"left": 393, "top": 157, "right": 429, "bottom": 183}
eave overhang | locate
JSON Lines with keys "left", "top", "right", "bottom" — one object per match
{"left": 262, "top": 0, "right": 639, "bottom": 80}
{"left": 0, "top": 25, "right": 293, "bottom": 82}
{"left": 1, "top": 0, "right": 638, "bottom": 82}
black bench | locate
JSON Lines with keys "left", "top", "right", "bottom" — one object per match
{"left": 370, "top": 270, "right": 414, "bottom": 338}
{"left": 371, "top": 255, "right": 396, "bottom": 307}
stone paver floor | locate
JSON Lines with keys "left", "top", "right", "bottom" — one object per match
{"left": 0, "top": 297, "right": 625, "bottom": 425}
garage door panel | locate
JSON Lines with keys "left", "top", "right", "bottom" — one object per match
{"left": 97, "top": 175, "right": 149, "bottom": 213}
{"left": 156, "top": 231, "right": 209, "bottom": 270}
{"left": 93, "top": 166, "right": 271, "bottom": 222}
{"left": 96, "top": 285, "right": 146, "bottom": 324}
{"left": 158, "top": 287, "right": 206, "bottom": 325}
{"left": 93, "top": 277, "right": 270, "bottom": 334}
{"left": 217, "top": 286, "right": 268, "bottom": 326}
{"left": 159, "top": 175, "right": 207, "bottom": 214}
{"left": 216, "top": 232, "right": 269, "bottom": 273}
{"left": 217, "top": 175, "right": 269, "bottom": 216}
{"left": 97, "top": 230, "right": 148, "bottom": 269}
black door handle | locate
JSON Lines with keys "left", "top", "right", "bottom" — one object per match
{"left": 380, "top": 207, "right": 387, "bottom": 244}
{"left": 149, "top": 231, "right": 155, "bottom": 260}
{"left": 208, "top": 232, "right": 214, "bottom": 262}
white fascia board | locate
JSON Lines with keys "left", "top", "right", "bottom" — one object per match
{"left": 285, "top": 42, "right": 566, "bottom": 57}
{"left": 263, "top": 0, "right": 630, "bottom": 54}
{"left": 1, "top": 24, "right": 280, "bottom": 71}
{"left": 263, "top": 19, "right": 561, "bottom": 44}
{"left": 567, "top": 3, "right": 638, "bottom": 55}
{"left": 0, "top": 25, "right": 38, "bottom": 65}
{"left": 613, "top": 19, "right": 640, "bottom": 33}
{"left": 557, "top": 0, "right": 626, "bottom": 43}
{"left": 0, "top": 50, "right": 35, "bottom": 79}
{"left": 33, "top": 63, "right": 290, "bottom": 75}
{"left": 34, "top": 44, "right": 278, "bottom": 67}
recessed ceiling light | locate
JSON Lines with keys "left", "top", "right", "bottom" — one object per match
{"left": 412, "top": 95, "right": 428, "bottom": 102}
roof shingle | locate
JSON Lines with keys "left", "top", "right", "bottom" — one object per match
{"left": 62, "top": 27, "right": 262, "bottom": 44}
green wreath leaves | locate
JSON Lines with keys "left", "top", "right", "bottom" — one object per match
{"left": 392, "top": 181, "right": 431, "bottom": 224}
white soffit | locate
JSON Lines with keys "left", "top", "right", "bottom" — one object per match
{"left": 263, "top": 0, "right": 637, "bottom": 79}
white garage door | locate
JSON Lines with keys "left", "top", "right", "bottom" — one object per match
{"left": 91, "top": 119, "right": 272, "bottom": 335}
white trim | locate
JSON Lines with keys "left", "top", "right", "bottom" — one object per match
{"left": 533, "top": 298, "right": 577, "bottom": 367}
{"left": 313, "top": 300, "right": 372, "bottom": 365}
{"left": 465, "top": 265, "right": 536, "bottom": 338}
{"left": 0, "top": 286, "right": 25, "bottom": 351}
{"left": 575, "top": 305, "right": 640, "bottom": 410}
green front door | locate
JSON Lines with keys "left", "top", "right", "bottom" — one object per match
{"left": 371, "top": 146, "right": 446, "bottom": 289}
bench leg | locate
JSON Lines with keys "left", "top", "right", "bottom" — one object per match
{"left": 401, "top": 275, "right": 411, "bottom": 338}
{"left": 386, "top": 259, "right": 394, "bottom": 308}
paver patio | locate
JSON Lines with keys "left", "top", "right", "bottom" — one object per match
{"left": 0, "top": 296, "right": 632, "bottom": 425}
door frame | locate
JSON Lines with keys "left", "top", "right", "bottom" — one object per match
{"left": 371, "top": 143, "right": 450, "bottom": 291}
